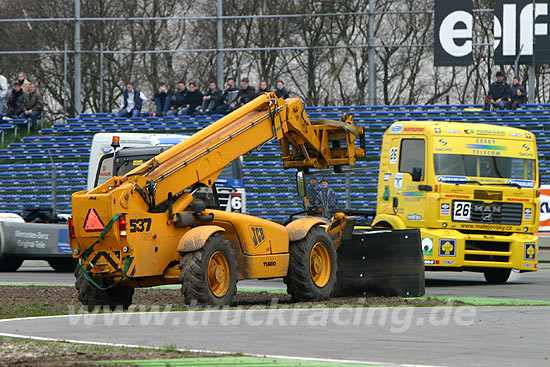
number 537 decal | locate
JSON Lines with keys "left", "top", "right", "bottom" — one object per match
{"left": 130, "top": 218, "right": 152, "bottom": 232}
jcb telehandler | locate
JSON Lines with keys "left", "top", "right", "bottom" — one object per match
{"left": 69, "top": 93, "right": 423, "bottom": 310}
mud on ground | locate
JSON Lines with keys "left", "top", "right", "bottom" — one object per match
{"left": 0, "top": 285, "right": 455, "bottom": 319}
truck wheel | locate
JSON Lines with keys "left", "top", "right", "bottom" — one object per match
{"left": 180, "top": 235, "right": 238, "bottom": 306}
{"left": 0, "top": 256, "right": 23, "bottom": 272}
{"left": 74, "top": 265, "right": 134, "bottom": 312}
{"left": 284, "top": 226, "right": 337, "bottom": 301}
{"left": 483, "top": 268, "right": 511, "bottom": 284}
{"left": 48, "top": 258, "right": 76, "bottom": 272}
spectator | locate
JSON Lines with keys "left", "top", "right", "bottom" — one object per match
{"left": 506, "top": 76, "right": 526, "bottom": 110}
{"left": 181, "top": 82, "right": 203, "bottom": 115}
{"left": 153, "top": 83, "right": 173, "bottom": 117}
{"left": 215, "top": 78, "right": 239, "bottom": 114}
{"left": 17, "top": 72, "right": 31, "bottom": 94}
{"left": 0, "top": 73, "right": 7, "bottom": 116}
{"left": 258, "top": 80, "right": 270, "bottom": 94}
{"left": 314, "top": 178, "right": 338, "bottom": 218}
{"left": 200, "top": 82, "right": 222, "bottom": 114}
{"left": 117, "top": 82, "right": 147, "bottom": 118}
{"left": 306, "top": 176, "right": 320, "bottom": 206}
{"left": 227, "top": 78, "right": 256, "bottom": 113}
{"left": 487, "top": 71, "right": 509, "bottom": 110}
{"left": 167, "top": 81, "right": 188, "bottom": 116}
{"left": 5, "top": 81, "right": 25, "bottom": 119}
{"left": 20, "top": 83, "right": 44, "bottom": 132}
{"left": 275, "top": 80, "right": 290, "bottom": 99}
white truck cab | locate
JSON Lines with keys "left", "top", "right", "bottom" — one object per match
{"left": 88, "top": 133, "right": 246, "bottom": 213}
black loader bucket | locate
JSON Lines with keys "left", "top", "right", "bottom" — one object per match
{"left": 334, "top": 228, "right": 425, "bottom": 297}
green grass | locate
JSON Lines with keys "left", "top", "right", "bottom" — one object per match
{"left": 412, "top": 295, "right": 550, "bottom": 306}
{"left": 0, "top": 301, "right": 78, "bottom": 319}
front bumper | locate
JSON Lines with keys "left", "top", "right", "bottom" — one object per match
{"left": 420, "top": 228, "right": 538, "bottom": 271}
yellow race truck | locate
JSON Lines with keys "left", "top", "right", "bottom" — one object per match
{"left": 372, "top": 121, "right": 539, "bottom": 283}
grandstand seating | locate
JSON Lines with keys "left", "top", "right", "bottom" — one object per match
{"left": 1, "top": 104, "right": 550, "bottom": 222}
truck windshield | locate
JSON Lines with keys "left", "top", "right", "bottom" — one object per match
{"left": 434, "top": 154, "right": 535, "bottom": 180}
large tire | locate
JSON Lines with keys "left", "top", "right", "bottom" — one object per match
{"left": 48, "top": 258, "right": 77, "bottom": 272}
{"left": 74, "top": 265, "right": 134, "bottom": 312}
{"left": 483, "top": 268, "right": 511, "bottom": 284}
{"left": 284, "top": 226, "right": 337, "bottom": 302}
{"left": 0, "top": 256, "right": 23, "bottom": 272}
{"left": 180, "top": 235, "right": 238, "bottom": 306}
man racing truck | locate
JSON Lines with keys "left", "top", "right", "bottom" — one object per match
{"left": 372, "top": 121, "right": 539, "bottom": 283}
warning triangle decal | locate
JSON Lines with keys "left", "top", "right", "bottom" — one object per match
{"left": 84, "top": 209, "right": 105, "bottom": 232}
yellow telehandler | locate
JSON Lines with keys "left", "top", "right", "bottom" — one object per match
{"left": 69, "top": 93, "right": 369, "bottom": 309}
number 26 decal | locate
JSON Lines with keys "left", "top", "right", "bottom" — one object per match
{"left": 129, "top": 218, "right": 152, "bottom": 232}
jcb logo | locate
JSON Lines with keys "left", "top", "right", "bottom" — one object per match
{"left": 250, "top": 226, "right": 265, "bottom": 248}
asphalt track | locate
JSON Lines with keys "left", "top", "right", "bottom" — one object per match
{"left": 1, "top": 305, "right": 549, "bottom": 366}
{"left": 2, "top": 262, "right": 550, "bottom": 366}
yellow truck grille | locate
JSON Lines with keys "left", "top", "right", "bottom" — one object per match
{"left": 465, "top": 240, "right": 510, "bottom": 262}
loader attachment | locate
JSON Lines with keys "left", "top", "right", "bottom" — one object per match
{"left": 334, "top": 229, "right": 425, "bottom": 297}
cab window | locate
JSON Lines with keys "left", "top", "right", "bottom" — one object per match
{"left": 399, "top": 139, "right": 425, "bottom": 177}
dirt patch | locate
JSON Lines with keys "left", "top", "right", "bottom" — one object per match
{"left": 0, "top": 285, "right": 459, "bottom": 320}
{"left": 0, "top": 336, "right": 221, "bottom": 367}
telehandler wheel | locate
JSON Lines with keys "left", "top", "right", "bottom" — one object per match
{"left": 284, "top": 226, "right": 337, "bottom": 302}
{"left": 74, "top": 265, "right": 134, "bottom": 312}
{"left": 179, "top": 235, "right": 238, "bottom": 306}
{"left": 0, "top": 256, "right": 23, "bottom": 272}
{"left": 483, "top": 268, "right": 511, "bottom": 284}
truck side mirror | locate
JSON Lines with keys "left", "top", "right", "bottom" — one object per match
{"left": 411, "top": 167, "right": 423, "bottom": 182}
{"left": 296, "top": 171, "right": 306, "bottom": 198}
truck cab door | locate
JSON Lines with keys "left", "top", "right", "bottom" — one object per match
{"left": 394, "top": 138, "right": 427, "bottom": 227}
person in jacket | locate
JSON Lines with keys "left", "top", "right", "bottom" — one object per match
{"left": 506, "top": 76, "right": 527, "bottom": 110}
{"left": 258, "top": 80, "right": 270, "bottom": 95}
{"left": 167, "top": 81, "right": 188, "bottom": 116}
{"left": 20, "top": 83, "right": 44, "bottom": 132}
{"left": 200, "top": 82, "right": 222, "bottom": 114}
{"left": 5, "top": 81, "right": 26, "bottom": 119}
{"left": 17, "top": 72, "right": 31, "bottom": 94}
{"left": 487, "top": 71, "right": 509, "bottom": 110}
{"left": 153, "top": 82, "right": 173, "bottom": 117}
{"left": 215, "top": 78, "right": 239, "bottom": 114}
{"left": 314, "top": 178, "right": 338, "bottom": 218}
{"left": 181, "top": 82, "right": 203, "bottom": 115}
{"left": 275, "top": 80, "right": 290, "bottom": 99}
{"left": 306, "top": 176, "right": 321, "bottom": 207}
{"left": 0, "top": 73, "right": 8, "bottom": 116}
{"left": 117, "top": 82, "right": 147, "bottom": 118}
{"left": 227, "top": 78, "right": 256, "bottom": 113}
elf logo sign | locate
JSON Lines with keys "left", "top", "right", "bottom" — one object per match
{"left": 435, "top": 1, "right": 550, "bottom": 66}
{"left": 434, "top": 0, "right": 472, "bottom": 66}
{"left": 494, "top": 0, "right": 550, "bottom": 64}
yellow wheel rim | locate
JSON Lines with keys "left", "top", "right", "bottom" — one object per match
{"left": 309, "top": 242, "right": 331, "bottom": 287}
{"left": 208, "top": 251, "right": 230, "bottom": 297}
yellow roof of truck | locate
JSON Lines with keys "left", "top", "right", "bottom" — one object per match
{"left": 386, "top": 121, "right": 535, "bottom": 141}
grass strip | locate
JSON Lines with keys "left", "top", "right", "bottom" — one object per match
{"left": 409, "top": 295, "right": 550, "bottom": 306}
{"left": 92, "top": 356, "right": 378, "bottom": 366}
